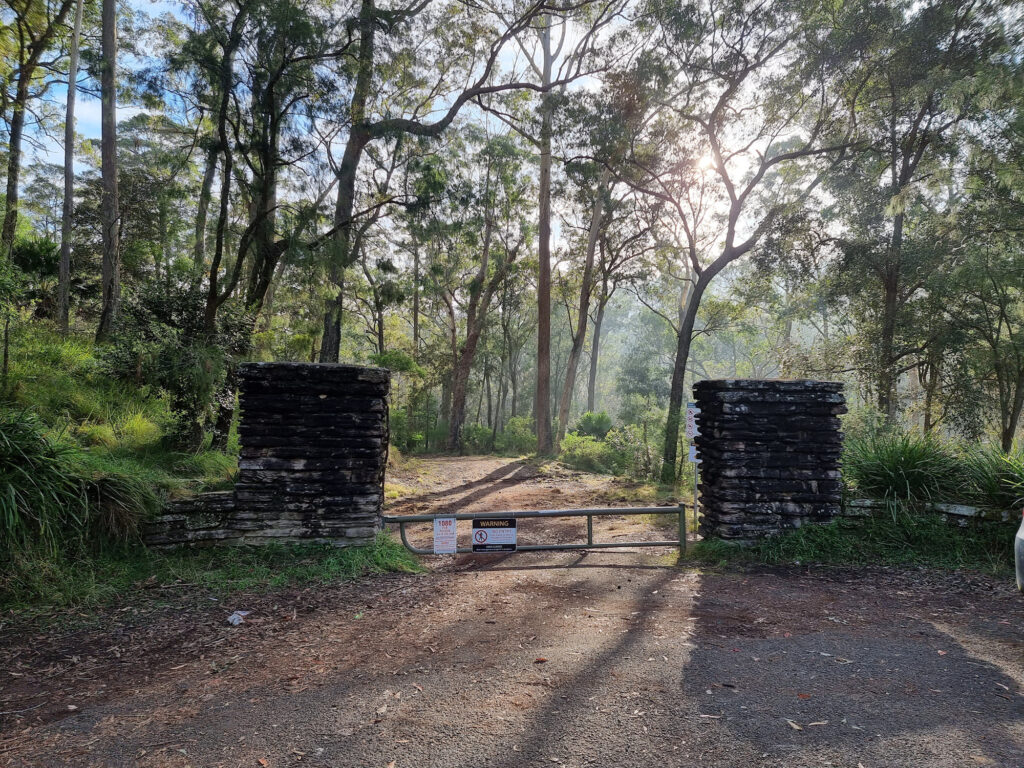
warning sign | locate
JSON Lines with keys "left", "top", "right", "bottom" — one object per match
{"left": 471, "top": 518, "right": 517, "bottom": 553}
{"left": 433, "top": 517, "right": 457, "bottom": 554}
{"left": 685, "top": 402, "right": 701, "bottom": 439}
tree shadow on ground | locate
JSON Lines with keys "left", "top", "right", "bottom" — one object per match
{"left": 389, "top": 460, "right": 537, "bottom": 514}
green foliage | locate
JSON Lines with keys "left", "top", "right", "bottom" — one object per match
{"left": 0, "top": 323, "right": 239, "bottom": 588}
{"left": 461, "top": 423, "right": 493, "bottom": 454}
{"left": 559, "top": 433, "right": 628, "bottom": 475}
{"left": 959, "top": 444, "right": 1024, "bottom": 511}
{"left": 690, "top": 514, "right": 1014, "bottom": 577}
{"left": 7, "top": 323, "right": 169, "bottom": 429}
{"left": 76, "top": 422, "right": 118, "bottom": 447}
{"left": 843, "top": 427, "right": 1024, "bottom": 513}
{"left": 119, "top": 412, "right": 162, "bottom": 448}
{"left": 0, "top": 532, "right": 421, "bottom": 610}
{"left": 0, "top": 409, "right": 87, "bottom": 553}
{"left": 495, "top": 416, "right": 536, "bottom": 455}
{"left": 605, "top": 424, "right": 662, "bottom": 480}
{"left": 0, "top": 409, "right": 161, "bottom": 555}
{"left": 369, "top": 349, "right": 425, "bottom": 376}
{"left": 843, "top": 430, "right": 966, "bottom": 507}
{"left": 572, "top": 411, "right": 613, "bottom": 439}
{"left": 99, "top": 283, "right": 248, "bottom": 449}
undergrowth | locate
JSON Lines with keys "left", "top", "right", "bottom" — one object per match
{"left": 1, "top": 533, "right": 420, "bottom": 611}
{"left": 843, "top": 429, "right": 1024, "bottom": 511}
{"left": 689, "top": 513, "right": 1014, "bottom": 576}
{"left": 1, "top": 324, "right": 241, "bottom": 603}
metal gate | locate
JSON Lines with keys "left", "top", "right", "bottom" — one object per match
{"left": 382, "top": 504, "right": 689, "bottom": 556}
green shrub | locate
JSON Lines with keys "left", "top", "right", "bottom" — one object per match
{"left": 119, "top": 412, "right": 161, "bottom": 448}
{"left": 559, "top": 433, "right": 626, "bottom": 474}
{"left": 76, "top": 422, "right": 117, "bottom": 448}
{"left": 461, "top": 423, "right": 493, "bottom": 453}
{"left": 605, "top": 424, "right": 661, "bottom": 480}
{"left": 843, "top": 430, "right": 967, "bottom": 506}
{"left": 0, "top": 409, "right": 87, "bottom": 552}
{"left": 962, "top": 444, "right": 1024, "bottom": 511}
{"left": 99, "top": 282, "right": 249, "bottom": 450}
{"left": 71, "top": 450, "right": 161, "bottom": 541}
{"left": 572, "top": 411, "right": 613, "bottom": 439}
{"left": 0, "top": 409, "right": 164, "bottom": 555}
{"left": 495, "top": 416, "right": 536, "bottom": 455}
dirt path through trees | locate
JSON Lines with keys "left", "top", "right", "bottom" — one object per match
{"left": 2, "top": 457, "right": 1023, "bottom": 767}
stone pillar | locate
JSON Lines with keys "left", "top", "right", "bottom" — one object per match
{"left": 693, "top": 379, "right": 845, "bottom": 541}
{"left": 233, "top": 362, "right": 390, "bottom": 545}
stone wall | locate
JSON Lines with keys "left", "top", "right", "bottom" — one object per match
{"left": 142, "top": 362, "right": 390, "bottom": 548}
{"left": 693, "top": 379, "right": 845, "bottom": 541}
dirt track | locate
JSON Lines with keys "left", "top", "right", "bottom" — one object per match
{"left": 2, "top": 456, "right": 1023, "bottom": 767}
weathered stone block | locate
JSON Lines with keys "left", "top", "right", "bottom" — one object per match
{"left": 694, "top": 379, "right": 844, "bottom": 542}
{"left": 142, "top": 362, "right": 389, "bottom": 549}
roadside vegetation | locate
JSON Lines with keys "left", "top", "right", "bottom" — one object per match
{"left": 0, "top": 327, "right": 420, "bottom": 610}
{"left": 2, "top": 533, "right": 419, "bottom": 612}
{"left": 690, "top": 514, "right": 1014, "bottom": 577}
{"left": 689, "top": 421, "right": 1023, "bottom": 576}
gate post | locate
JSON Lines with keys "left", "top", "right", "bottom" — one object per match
{"left": 678, "top": 501, "right": 687, "bottom": 557}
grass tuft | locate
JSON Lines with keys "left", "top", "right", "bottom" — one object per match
{"left": 843, "top": 431, "right": 966, "bottom": 507}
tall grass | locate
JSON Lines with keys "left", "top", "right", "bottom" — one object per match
{"left": 962, "top": 444, "right": 1024, "bottom": 510}
{"left": 843, "top": 431, "right": 967, "bottom": 507}
{"left": 0, "top": 409, "right": 86, "bottom": 552}
{"left": 0, "top": 409, "right": 162, "bottom": 552}
{"left": 843, "top": 429, "right": 1024, "bottom": 513}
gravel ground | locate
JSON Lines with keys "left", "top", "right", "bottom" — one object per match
{"left": 1, "top": 457, "right": 1022, "bottom": 768}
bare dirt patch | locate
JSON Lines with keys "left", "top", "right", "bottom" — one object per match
{"left": 2, "top": 456, "right": 1023, "bottom": 767}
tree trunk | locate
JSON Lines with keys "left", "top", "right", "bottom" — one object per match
{"left": 556, "top": 170, "right": 607, "bottom": 441}
{"left": 661, "top": 271, "right": 706, "bottom": 484}
{"left": 534, "top": 16, "right": 554, "bottom": 455}
{"left": 259, "top": 256, "right": 287, "bottom": 333}
{"left": 587, "top": 292, "right": 607, "bottom": 413}
{"left": 1, "top": 74, "right": 31, "bottom": 258}
{"left": 1001, "top": 372, "right": 1024, "bottom": 452}
{"left": 446, "top": 213, "right": 496, "bottom": 451}
{"left": 376, "top": 298, "right": 385, "bottom": 355}
{"left": 876, "top": 212, "right": 903, "bottom": 421}
{"left": 58, "top": 0, "right": 84, "bottom": 333}
{"left": 320, "top": 0, "right": 375, "bottom": 363}
{"left": 95, "top": 0, "right": 120, "bottom": 341}
{"left": 412, "top": 242, "right": 420, "bottom": 353}
{"left": 485, "top": 364, "right": 493, "bottom": 430}
{"left": 201, "top": 4, "right": 250, "bottom": 333}
{"left": 193, "top": 143, "right": 219, "bottom": 282}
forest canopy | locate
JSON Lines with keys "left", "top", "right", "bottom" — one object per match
{"left": 2, "top": 0, "right": 1024, "bottom": 484}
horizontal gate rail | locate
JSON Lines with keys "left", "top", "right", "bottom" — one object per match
{"left": 382, "top": 505, "right": 688, "bottom": 556}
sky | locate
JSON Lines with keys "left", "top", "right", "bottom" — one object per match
{"left": 25, "top": 0, "right": 174, "bottom": 170}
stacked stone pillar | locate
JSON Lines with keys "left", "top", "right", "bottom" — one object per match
{"left": 141, "top": 362, "right": 390, "bottom": 547}
{"left": 234, "top": 362, "right": 389, "bottom": 544}
{"left": 693, "top": 379, "right": 845, "bottom": 541}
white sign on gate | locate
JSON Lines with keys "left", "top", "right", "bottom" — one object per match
{"left": 433, "top": 517, "right": 457, "bottom": 554}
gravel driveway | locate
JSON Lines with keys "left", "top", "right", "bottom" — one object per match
{"left": 2, "top": 457, "right": 1022, "bottom": 767}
